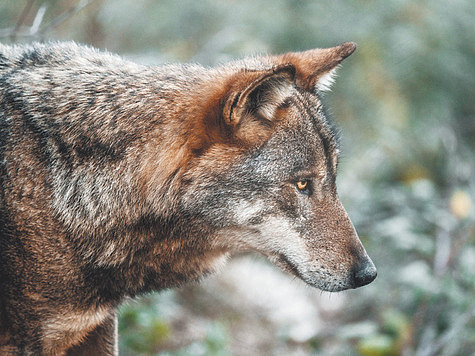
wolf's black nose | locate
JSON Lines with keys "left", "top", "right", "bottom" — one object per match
{"left": 352, "top": 259, "right": 377, "bottom": 288}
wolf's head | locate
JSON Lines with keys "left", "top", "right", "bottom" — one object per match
{"left": 180, "top": 43, "right": 376, "bottom": 292}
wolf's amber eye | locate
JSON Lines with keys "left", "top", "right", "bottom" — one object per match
{"left": 296, "top": 180, "right": 311, "bottom": 194}
{"left": 297, "top": 180, "right": 307, "bottom": 190}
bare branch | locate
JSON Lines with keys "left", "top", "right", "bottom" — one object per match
{"left": 38, "top": 0, "right": 94, "bottom": 36}
{"left": 30, "top": 4, "right": 48, "bottom": 36}
{"left": 11, "top": 0, "right": 34, "bottom": 41}
{"left": 0, "top": 0, "right": 98, "bottom": 40}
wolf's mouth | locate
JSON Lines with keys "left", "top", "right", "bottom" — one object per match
{"left": 272, "top": 254, "right": 345, "bottom": 292}
{"left": 272, "top": 253, "right": 306, "bottom": 281}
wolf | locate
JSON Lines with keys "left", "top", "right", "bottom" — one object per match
{"left": 0, "top": 41, "right": 376, "bottom": 355}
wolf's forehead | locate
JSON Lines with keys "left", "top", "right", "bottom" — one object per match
{"left": 280, "top": 92, "right": 337, "bottom": 166}
{"left": 244, "top": 94, "right": 337, "bottom": 181}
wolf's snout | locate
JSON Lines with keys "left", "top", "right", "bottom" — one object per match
{"left": 351, "top": 258, "right": 377, "bottom": 288}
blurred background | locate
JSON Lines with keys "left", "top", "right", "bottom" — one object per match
{"left": 1, "top": 1, "right": 474, "bottom": 355}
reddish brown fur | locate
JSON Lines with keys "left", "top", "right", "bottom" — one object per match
{"left": 280, "top": 42, "right": 356, "bottom": 90}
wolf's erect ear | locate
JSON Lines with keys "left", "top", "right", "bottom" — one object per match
{"left": 223, "top": 64, "right": 296, "bottom": 128}
{"left": 279, "top": 42, "right": 356, "bottom": 92}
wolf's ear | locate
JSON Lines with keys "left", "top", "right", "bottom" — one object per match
{"left": 223, "top": 64, "right": 296, "bottom": 128}
{"left": 279, "top": 42, "right": 356, "bottom": 92}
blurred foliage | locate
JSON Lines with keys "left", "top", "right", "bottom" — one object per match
{"left": 1, "top": 0, "right": 474, "bottom": 355}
